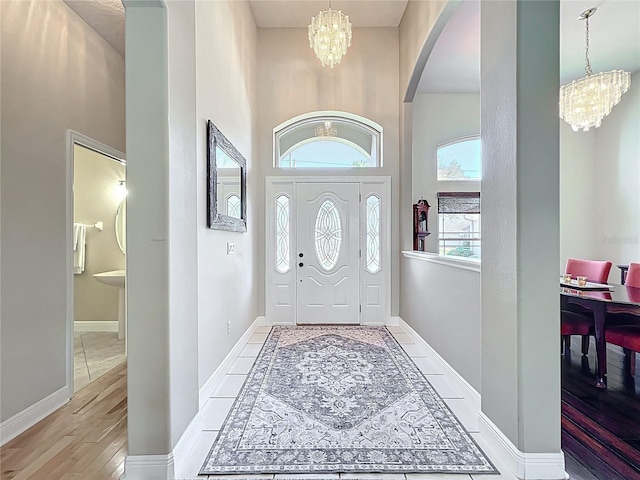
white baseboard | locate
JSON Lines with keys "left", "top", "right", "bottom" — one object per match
{"left": 387, "top": 316, "right": 401, "bottom": 326}
{"left": 172, "top": 317, "right": 264, "bottom": 474}
{"left": 265, "top": 320, "right": 295, "bottom": 326}
{"left": 74, "top": 320, "right": 118, "bottom": 332}
{"left": 0, "top": 386, "right": 70, "bottom": 446}
{"left": 122, "top": 454, "right": 174, "bottom": 480}
{"left": 398, "top": 317, "right": 481, "bottom": 404}
{"left": 398, "top": 318, "right": 565, "bottom": 480}
{"left": 479, "top": 413, "right": 567, "bottom": 480}
{"left": 198, "top": 317, "right": 263, "bottom": 408}
{"left": 172, "top": 407, "right": 204, "bottom": 476}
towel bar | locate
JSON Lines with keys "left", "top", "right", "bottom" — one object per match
{"left": 84, "top": 221, "right": 103, "bottom": 231}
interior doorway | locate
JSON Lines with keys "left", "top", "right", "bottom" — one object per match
{"left": 67, "top": 131, "right": 126, "bottom": 394}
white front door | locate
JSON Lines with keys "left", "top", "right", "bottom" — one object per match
{"left": 295, "top": 183, "right": 360, "bottom": 324}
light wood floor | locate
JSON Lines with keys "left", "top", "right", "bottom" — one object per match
{"left": 1, "top": 362, "right": 127, "bottom": 480}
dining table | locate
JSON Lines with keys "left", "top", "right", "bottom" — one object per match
{"left": 561, "top": 281, "right": 640, "bottom": 388}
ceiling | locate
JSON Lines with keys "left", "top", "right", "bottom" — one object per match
{"left": 63, "top": 0, "right": 639, "bottom": 94}
{"left": 418, "top": 0, "right": 640, "bottom": 93}
{"left": 64, "top": 0, "right": 125, "bottom": 56}
{"left": 248, "top": 1, "right": 408, "bottom": 27}
{"left": 559, "top": 0, "right": 639, "bottom": 84}
{"left": 416, "top": 0, "right": 479, "bottom": 93}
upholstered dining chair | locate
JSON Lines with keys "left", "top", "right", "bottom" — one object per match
{"left": 565, "top": 258, "right": 613, "bottom": 283}
{"left": 561, "top": 258, "right": 613, "bottom": 355}
{"left": 604, "top": 263, "right": 640, "bottom": 375}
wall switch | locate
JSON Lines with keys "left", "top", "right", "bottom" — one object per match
{"left": 227, "top": 242, "right": 236, "bottom": 255}
{"left": 226, "top": 319, "right": 232, "bottom": 334}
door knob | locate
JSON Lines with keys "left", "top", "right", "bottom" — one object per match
{"left": 299, "top": 262, "right": 304, "bottom": 267}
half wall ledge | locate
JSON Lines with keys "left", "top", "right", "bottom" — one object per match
{"left": 402, "top": 250, "right": 481, "bottom": 273}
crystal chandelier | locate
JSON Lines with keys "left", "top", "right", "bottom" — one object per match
{"left": 559, "top": 7, "right": 631, "bottom": 132}
{"left": 308, "top": 1, "right": 352, "bottom": 68}
{"left": 315, "top": 120, "right": 337, "bottom": 137}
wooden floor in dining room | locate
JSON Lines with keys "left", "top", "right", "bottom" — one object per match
{"left": 562, "top": 336, "right": 640, "bottom": 480}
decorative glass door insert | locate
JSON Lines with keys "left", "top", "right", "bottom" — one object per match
{"left": 314, "top": 199, "right": 342, "bottom": 271}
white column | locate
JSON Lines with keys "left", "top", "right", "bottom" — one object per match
{"left": 123, "top": 1, "right": 173, "bottom": 478}
{"left": 480, "top": 1, "right": 564, "bottom": 479}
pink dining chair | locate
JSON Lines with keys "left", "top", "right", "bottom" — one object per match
{"left": 565, "top": 258, "right": 613, "bottom": 283}
{"left": 561, "top": 258, "right": 613, "bottom": 355}
{"left": 605, "top": 263, "right": 640, "bottom": 375}
{"left": 626, "top": 262, "right": 640, "bottom": 287}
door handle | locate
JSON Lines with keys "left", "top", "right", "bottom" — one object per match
{"left": 299, "top": 253, "right": 304, "bottom": 258}
{"left": 299, "top": 262, "right": 304, "bottom": 267}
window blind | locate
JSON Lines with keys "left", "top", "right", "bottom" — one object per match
{"left": 437, "top": 192, "right": 480, "bottom": 214}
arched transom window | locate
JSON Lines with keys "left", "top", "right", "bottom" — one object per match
{"left": 274, "top": 112, "right": 382, "bottom": 168}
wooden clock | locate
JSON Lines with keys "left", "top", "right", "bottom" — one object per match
{"left": 413, "top": 198, "right": 431, "bottom": 251}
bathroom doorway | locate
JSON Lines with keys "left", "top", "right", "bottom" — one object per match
{"left": 68, "top": 132, "right": 126, "bottom": 393}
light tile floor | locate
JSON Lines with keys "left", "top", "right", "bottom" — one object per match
{"left": 74, "top": 331, "right": 126, "bottom": 392}
{"left": 176, "top": 324, "right": 515, "bottom": 480}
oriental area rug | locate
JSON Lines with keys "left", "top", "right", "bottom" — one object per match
{"left": 200, "top": 325, "right": 497, "bottom": 475}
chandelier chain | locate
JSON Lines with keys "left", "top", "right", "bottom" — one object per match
{"left": 584, "top": 16, "right": 593, "bottom": 76}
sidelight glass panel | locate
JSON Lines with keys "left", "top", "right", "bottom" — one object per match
{"left": 227, "top": 194, "right": 241, "bottom": 219}
{"left": 366, "top": 195, "right": 380, "bottom": 273}
{"left": 314, "top": 199, "right": 342, "bottom": 271}
{"left": 275, "top": 195, "right": 290, "bottom": 273}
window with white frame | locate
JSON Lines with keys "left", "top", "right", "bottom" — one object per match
{"left": 274, "top": 114, "right": 382, "bottom": 168}
{"left": 437, "top": 136, "right": 481, "bottom": 181}
{"left": 437, "top": 192, "right": 481, "bottom": 259}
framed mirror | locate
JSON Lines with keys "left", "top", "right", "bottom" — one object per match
{"left": 115, "top": 200, "right": 126, "bottom": 254}
{"left": 207, "top": 120, "right": 247, "bottom": 232}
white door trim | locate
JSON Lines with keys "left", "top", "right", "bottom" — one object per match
{"left": 66, "top": 130, "right": 125, "bottom": 398}
{"left": 265, "top": 176, "right": 391, "bottom": 326}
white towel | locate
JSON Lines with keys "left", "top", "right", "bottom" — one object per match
{"left": 73, "top": 224, "right": 86, "bottom": 274}
{"left": 73, "top": 223, "right": 82, "bottom": 251}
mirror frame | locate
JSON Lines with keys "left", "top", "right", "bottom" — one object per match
{"left": 207, "top": 120, "right": 247, "bottom": 232}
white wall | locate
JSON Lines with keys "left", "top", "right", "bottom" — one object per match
{"left": 411, "top": 93, "right": 480, "bottom": 252}
{"left": 256, "top": 27, "right": 400, "bottom": 316}
{"left": 559, "top": 70, "right": 640, "bottom": 282}
{"left": 195, "top": 0, "right": 259, "bottom": 389}
{"left": 398, "top": 0, "right": 448, "bottom": 100}
{"left": 559, "top": 124, "right": 597, "bottom": 269}
{"left": 401, "top": 258, "right": 481, "bottom": 390}
{"left": 592, "top": 70, "right": 640, "bottom": 279}
{"left": 400, "top": 93, "right": 482, "bottom": 390}
{"left": 73, "top": 145, "right": 126, "bottom": 322}
{"left": 1, "top": 0, "right": 125, "bottom": 422}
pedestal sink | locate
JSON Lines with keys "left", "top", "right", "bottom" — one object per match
{"left": 93, "top": 270, "right": 126, "bottom": 339}
{"left": 93, "top": 270, "right": 125, "bottom": 287}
